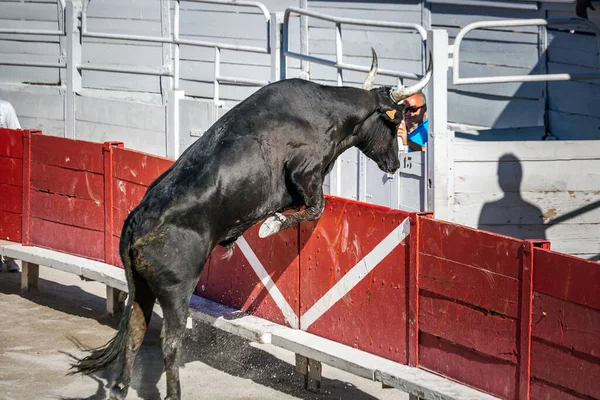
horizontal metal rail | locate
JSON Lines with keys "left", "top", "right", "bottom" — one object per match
{"left": 0, "top": 60, "right": 67, "bottom": 69}
{"left": 283, "top": 7, "right": 428, "bottom": 83}
{"left": 453, "top": 18, "right": 600, "bottom": 84}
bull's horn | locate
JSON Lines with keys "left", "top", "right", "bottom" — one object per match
{"left": 390, "top": 54, "right": 432, "bottom": 102}
{"left": 362, "top": 48, "right": 378, "bottom": 90}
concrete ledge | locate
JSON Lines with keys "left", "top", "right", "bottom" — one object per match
{"left": 0, "top": 240, "right": 499, "bottom": 400}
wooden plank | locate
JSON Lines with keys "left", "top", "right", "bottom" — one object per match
{"left": 429, "top": 0, "right": 539, "bottom": 10}
{"left": 84, "top": 2, "right": 160, "bottom": 20}
{"left": 548, "top": 80, "right": 600, "bottom": 119}
{"left": 420, "top": 254, "right": 520, "bottom": 318}
{"left": 82, "top": 42, "right": 163, "bottom": 68}
{"left": 454, "top": 159, "right": 600, "bottom": 193}
{"left": 179, "top": 12, "right": 269, "bottom": 40}
{"left": 30, "top": 217, "right": 105, "bottom": 261}
{"left": 75, "top": 96, "right": 165, "bottom": 132}
{"left": 531, "top": 338, "right": 600, "bottom": 399}
{"left": 478, "top": 223, "right": 600, "bottom": 256}
{"left": 30, "top": 163, "right": 104, "bottom": 202}
{"left": 0, "top": 2, "right": 60, "bottom": 22}
{"left": 419, "top": 291, "right": 518, "bottom": 362}
{"left": 530, "top": 379, "right": 590, "bottom": 400}
{"left": 0, "top": 129, "right": 23, "bottom": 158}
{"left": 113, "top": 147, "right": 172, "bottom": 186}
{"left": 547, "top": 30, "right": 600, "bottom": 69}
{"left": 420, "top": 218, "right": 522, "bottom": 278}
{"left": 533, "top": 248, "right": 600, "bottom": 310}
{"left": 0, "top": 210, "right": 21, "bottom": 242}
{"left": 532, "top": 291, "right": 600, "bottom": 359}
{"left": 308, "top": 37, "right": 424, "bottom": 62}
{"left": 179, "top": 79, "right": 263, "bottom": 102}
{"left": 83, "top": 17, "right": 161, "bottom": 37}
{"left": 447, "top": 91, "right": 544, "bottom": 129}
{"left": 418, "top": 332, "right": 518, "bottom": 400}
{"left": 308, "top": 9, "right": 423, "bottom": 29}
{"left": 30, "top": 190, "right": 104, "bottom": 232}
{"left": 454, "top": 191, "right": 600, "bottom": 226}
{"left": 31, "top": 135, "right": 104, "bottom": 173}
{"left": 0, "top": 91, "right": 63, "bottom": 120}
{"left": 17, "top": 117, "right": 64, "bottom": 137}
{"left": 451, "top": 39, "right": 539, "bottom": 70}
{"left": 0, "top": 156, "right": 22, "bottom": 186}
{"left": 74, "top": 120, "right": 166, "bottom": 156}
{"left": 431, "top": 3, "right": 540, "bottom": 33}
{"left": 547, "top": 110, "right": 600, "bottom": 140}
{"left": 113, "top": 179, "right": 147, "bottom": 216}
{"left": 81, "top": 70, "right": 161, "bottom": 94}
{"left": 0, "top": 65, "right": 60, "bottom": 85}
{"left": 0, "top": 39, "right": 61, "bottom": 56}
{"left": 0, "top": 183, "right": 22, "bottom": 214}
{"left": 454, "top": 140, "right": 600, "bottom": 162}
{"left": 307, "top": 1, "right": 422, "bottom": 12}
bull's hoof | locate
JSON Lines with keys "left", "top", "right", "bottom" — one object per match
{"left": 259, "top": 213, "right": 286, "bottom": 238}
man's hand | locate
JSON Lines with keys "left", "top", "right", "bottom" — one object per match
{"left": 397, "top": 120, "right": 408, "bottom": 146}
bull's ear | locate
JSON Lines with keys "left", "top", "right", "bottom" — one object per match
{"left": 381, "top": 107, "right": 403, "bottom": 124}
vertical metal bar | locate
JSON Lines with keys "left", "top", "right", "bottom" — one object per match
{"left": 66, "top": 0, "right": 82, "bottom": 139}
{"left": 408, "top": 212, "right": 433, "bottom": 367}
{"left": 214, "top": 46, "right": 221, "bottom": 104}
{"left": 160, "top": 0, "right": 174, "bottom": 92}
{"left": 518, "top": 239, "right": 550, "bottom": 400}
{"left": 103, "top": 141, "right": 123, "bottom": 265}
{"left": 425, "top": 29, "right": 449, "bottom": 218}
{"left": 335, "top": 22, "right": 343, "bottom": 86}
{"left": 174, "top": 0, "right": 180, "bottom": 90}
{"left": 270, "top": 12, "right": 281, "bottom": 82}
{"left": 299, "top": 0, "right": 309, "bottom": 80}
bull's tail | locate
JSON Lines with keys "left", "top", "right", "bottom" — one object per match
{"left": 67, "top": 231, "right": 136, "bottom": 375}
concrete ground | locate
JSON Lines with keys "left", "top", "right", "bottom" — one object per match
{"left": 0, "top": 266, "right": 408, "bottom": 400}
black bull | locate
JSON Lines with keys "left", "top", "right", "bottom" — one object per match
{"left": 69, "top": 51, "right": 432, "bottom": 400}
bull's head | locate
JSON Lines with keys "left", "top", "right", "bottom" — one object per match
{"left": 356, "top": 49, "right": 432, "bottom": 174}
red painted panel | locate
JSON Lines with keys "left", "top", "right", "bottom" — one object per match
{"left": 532, "top": 292, "right": 600, "bottom": 359}
{"left": 113, "top": 179, "right": 147, "bottom": 217}
{"left": 31, "top": 135, "right": 104, "bottom": 173}
{"left": 419, "top": 332, "right": 518, "bottom": 400}
{"left": 113, "top": 147, "right": 173, "bottom": 186}
{"left": 530, "top": 379, "right": 590, "bottom": 400}
{"left": 420, "top": 253, "right": 520, "bottom": 318}
{"left": 30, "top": 190, "right": 104, "bottom": 232}
{"left": 0, "top": 210, "right": 21, "bottom": 242}
{"left": 112, "top": 235, "right": 123, "bottom": 268}
{"left": 531, "top": 338, "right": 600, "bottom": 398}
{"left": 0, "top": 156, "right": 22, "bottom": 186}
{"left": 30, "top": 218, "right": 104, "bottom": 261}
{"left": 419, "top": 291, "right": 518, "bottom": 363}
{"left": 299, "top": 196, "right": 411, "bottom": 363}
{"left": 0, "top": 183, "right": 22, "bottom": 214}
{"left": 420, "top": 218, "right": 522, "bottom": 279}
{"left": 112, "top": 205, "right": 129, "bottom": 238}
{"left": 198, "top": 223, "right": 300, "bottom": 327}
{"left": 0, "top": 128, "right": 23, "bottom": 158}
{"left": 31, "top": 162, "right": 104, "bottom": 202}
{"left": 533, "top": 248, "right": 600, "bottom": 311}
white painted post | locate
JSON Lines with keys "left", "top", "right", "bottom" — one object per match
{"left": 65, "top": 0, "right": 82, "bottom": 139}
{"left": 21, "top": 261, "right": 39, "bottom": 292}
{"left": 106, "top": 286, "right": 125, "bottom": 316}
{"left": 299, "top": 0, "right": 309, "bottom": 80}
{"left": 425, "top": 29, "right": 453, "bottom": 220}
{"left": 270, "top": 12, "right": 285, "bottom": 83}
{"left": 166, "top": 89, "right": 184, "bottom": 159}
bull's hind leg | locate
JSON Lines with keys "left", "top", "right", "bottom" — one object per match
{"left": 110, "top": 272, "right": 156, "bottom": 400}
{"left": 260, "top": 167, "right": 325, "bottom": 238}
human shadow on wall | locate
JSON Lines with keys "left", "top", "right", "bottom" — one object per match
{"left": 477, "top": 154, "right": 547, "bottom": 241}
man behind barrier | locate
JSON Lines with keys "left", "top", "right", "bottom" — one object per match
{"left": 0, "top": 99, "right": 22, "bottom": 273}
{"left": 396, "top": 92, "right": 428, "bottom": 152}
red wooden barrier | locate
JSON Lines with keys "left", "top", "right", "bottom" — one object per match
{"left": 2, "top": 132, "right": 599, "bottom": 400}
{"left": 0, "top": 128, "right": 23, "bottom": 242}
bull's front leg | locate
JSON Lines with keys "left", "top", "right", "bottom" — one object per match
{"left": 259, "top": 170, "right": 325, "bottom": 238}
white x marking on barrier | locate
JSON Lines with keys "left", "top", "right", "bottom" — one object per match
{"left": 237, "top": 217, "right": 411, "bottom": 331}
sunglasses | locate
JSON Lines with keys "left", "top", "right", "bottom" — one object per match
{"left": 405, "top": 104, "right": 426, "bottom": 113}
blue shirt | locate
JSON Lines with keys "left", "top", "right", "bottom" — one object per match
{"left": 407, "top": 118, "right": 428, "bottom": 152}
